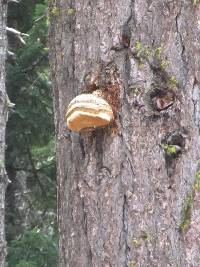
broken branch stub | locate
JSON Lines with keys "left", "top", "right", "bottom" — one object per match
{"left": 66, "top": 91, "right": 114, "bottom": 132}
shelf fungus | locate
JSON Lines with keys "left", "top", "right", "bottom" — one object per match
{"left": 66, "top": 91, "right": 114, "bottom": 132}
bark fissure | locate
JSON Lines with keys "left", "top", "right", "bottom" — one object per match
{"left": 122, "top": 194, "right": 129, "bottom": 267}
{"left": 120, "top": 134, "right": 135, "bottom": 177}
{"left": 81, "top": 197, "right": 93, "bottom": 265}
{"left": 175, "top": 10, "right": 185, "bottom": 61}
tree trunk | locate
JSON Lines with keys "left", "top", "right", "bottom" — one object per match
{"left": 49, "top": 1, "right": 200, "bottom": 266}
{"left": 0, "top": 0, "right": 8, "bottom": 265}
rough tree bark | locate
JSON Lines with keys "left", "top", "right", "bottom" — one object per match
{"left": 49, "top": 1, "right": 200, "bottom": 266}
{"left": 0, "top": 0, "right": 8, "bottom": 265}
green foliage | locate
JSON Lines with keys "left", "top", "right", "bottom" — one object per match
{"left": 169, "top": 76, "right": 179, "bottom": 88}
{"left": 51, "top": 7, "right": 60, "bottom": 16}
{"left": 154, "top": 47, "right": 162, "bottom": 59}
{"left": 179, "top": 195, "right": 193, "bottom": 232}
{"left": 193, "top": 170, "right": 200, "bottom": 191}
{"left": 129, "top": 260, "right": 137, "bottom": 267}
{"left": 29, "top": 140, "right": 56, "bottom": 211}
{"left": 6, "top": 0, "right": 56, "bottom": 219}
{"left": 192, "top": 0, "right": 200, "bottom": 5}
{"left": 6, "top": 0, "right": 57, "bottom": 265}
{"left": 164, "top": 144, "right": 178, "bottom": 155}
{"left": 50, "top": 7, "right": 76, "bottom": 17}
{"left": 160, "top": 59, "right": 169, "bottom": 70}
{"left": 67, "top": 8, "right": 76, "bottom": 16}
{"left": 7, "top": 0, "right": 35, "bottom": 32}
{"left": 7, "top": 229, "right": 58, "bottom": 267}
{"left": 16, "top": 261, "right": 37, "bottom": 267}
{"left": 134, "top": 41, "right": 151, "bottom": 64}
{"left": 132, "top": 238, "right": 142, "bottom": 248}
{"left": 153, "top": 47, "right": 169, "bottom": 70}
{"left": 133, "top": 43, "right": 172, "bottom": 72}
{"left": 180, "top": 170, "right": 200, "bottom": 232}
{"left": 135, "top": 41, "right": 142, "bottom": 57}
{"left": 6, "top": 0, "right": 54, "bottom": 188}
{"left": 6, "top": 0, "right": 52, "bottom": 157}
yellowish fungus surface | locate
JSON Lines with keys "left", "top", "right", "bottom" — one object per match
{"left": 66, "top": 93, "right": 114, "bottom": 132}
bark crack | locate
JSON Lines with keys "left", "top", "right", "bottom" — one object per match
{"left": 81, "top": 198, "right": 93, "bottom": 265}
{"left": 120, "top": 132, "right": 135, "bottom": 177}
{"left": 122, "top": 194, "right": 130, "bottom": 267}
{"left": 129, "top": 0, "right": 136, "bottom": 26}
{"left": 175, "top": 9, "right": 185, "bottom": 64}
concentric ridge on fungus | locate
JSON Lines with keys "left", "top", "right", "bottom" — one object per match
{"left": 66, "top": 93, "right": 114, "bottom": 132}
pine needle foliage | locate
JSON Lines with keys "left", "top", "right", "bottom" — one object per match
{"left": 6, "top": 0, "right": 58, "bottom": 266}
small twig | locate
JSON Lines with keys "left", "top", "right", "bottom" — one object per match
{"left": 21, "top": 55, "right": 47, "bottom": 73}
{"left": 6, "top": 50, "right": 16, "bottom": 64}
{"left": 26, "top": 144, "right": 48, "bottom": 200}
{"left": 34, "top": 14, "right": 46, "bottom": 22}
{"left": 8, "top": 0, "right": 20, "bottom": 3}
{"left": 6, "top": 26, "right": 29, "bottom": 45}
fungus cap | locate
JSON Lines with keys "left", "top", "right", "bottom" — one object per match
{"left": 66, "top": 93, "right": 114, "bottom": 132}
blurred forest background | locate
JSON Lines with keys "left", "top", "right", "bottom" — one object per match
{"left": 5, "top": 0, "right": 58, "bottom": 266}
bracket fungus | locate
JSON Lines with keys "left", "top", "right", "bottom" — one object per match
{"left": 66, "top": 91, "right": 114, "bottom": 132}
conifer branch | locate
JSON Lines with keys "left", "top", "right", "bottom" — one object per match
{"left": 6, "top": 27, "right": 29, "bottom": 45}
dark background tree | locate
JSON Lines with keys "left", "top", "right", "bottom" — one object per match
{"left": 49, "top": 0, "right": 200, "bottom": 266}
{"left": 0, "top": 1, "right": 8, "bottom": 265}
{"left": 5, "top": 0, "right": 58, "bottom": 266}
